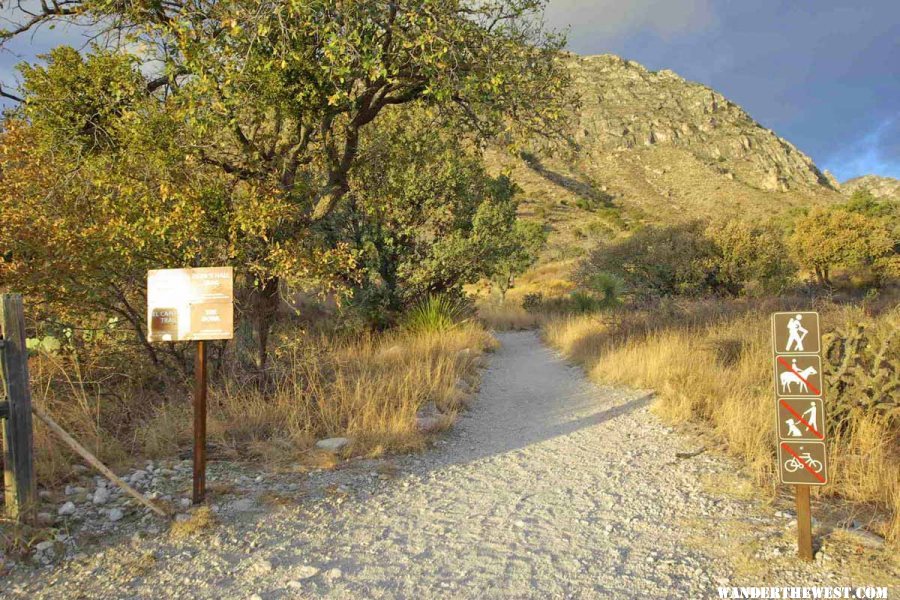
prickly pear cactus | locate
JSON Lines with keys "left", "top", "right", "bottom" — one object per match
{"left": 823, "top": 309, "right": 899, "bottom": 434}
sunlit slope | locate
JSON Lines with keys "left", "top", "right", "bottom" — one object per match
{"left": 487, "top": 54, "right": 845, "bottom": 258}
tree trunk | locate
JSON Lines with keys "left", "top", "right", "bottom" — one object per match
{"left": 814, "top": 266, "right": 826, "bottom": 286}
{"left": 250, "top": 276, "right": 280, "bottom": 371}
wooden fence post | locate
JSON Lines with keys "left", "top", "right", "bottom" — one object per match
{"left": 1, "top": 293, "right": 37, "bottom": 522}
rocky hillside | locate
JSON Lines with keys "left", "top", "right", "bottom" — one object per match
{"left": 488, "top": 54, "right": 845, "bottom": 257}
{"left": 842, "top": 175, "right": 900, "bottom": 199}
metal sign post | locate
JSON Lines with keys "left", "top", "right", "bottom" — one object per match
{"left": 147, "top": 267, "right": 233, "bottom": 505}
{"left": 771, "top": 311, "right": 826, "bottom": 561}
{"left": 193, "top": 340, "right": 207, "bottom": 503}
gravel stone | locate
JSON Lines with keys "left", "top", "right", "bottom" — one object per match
{"left": 92, "top": 487, "right": 111, "bottom": 505}
{"left": 315, "top": 437, "right": 350, "bottom": 452}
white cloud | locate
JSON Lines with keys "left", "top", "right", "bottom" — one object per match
{"left": 544, "top": 0, "right": 717, "bottom": 41}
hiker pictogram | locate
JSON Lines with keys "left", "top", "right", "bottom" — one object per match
{"left": 771, "top": 312, "right": 820, "bottom": 355}
{"left": 785, "top": 314, "right": 808, "bottom": 351}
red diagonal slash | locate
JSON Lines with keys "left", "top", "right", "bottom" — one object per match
{"left": 780, "top": 399, "right": 824, "bottom": 439}
{"left": 781, "top": 442, "right": 826, "bottom": 483}
{"left": 777, "top": 356, "right": 821, "bottom": 395}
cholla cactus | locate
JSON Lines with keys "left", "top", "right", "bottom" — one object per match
{"left": 823, "top": 311, "right": 899, "bottom": 434}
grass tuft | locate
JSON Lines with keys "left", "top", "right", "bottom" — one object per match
{"left": 169, "top": 507, "right": 217, "bottom": 540}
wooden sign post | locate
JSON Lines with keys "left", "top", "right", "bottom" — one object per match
{"left": 148, "top": 267, "right": 233, "bottom": 504}
{"left": 0, "top": 294, "right": 37, "bottom": 522}
{"left": 771, "top": 311, "right": 827, "bottom": 561}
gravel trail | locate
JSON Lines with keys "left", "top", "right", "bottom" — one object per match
{"left": 5, "top": 331, "right": 896, "bottom": 599}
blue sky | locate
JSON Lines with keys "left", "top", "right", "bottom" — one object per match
{"left": 545, "top": 0, "right": 900, "bottom": 182}
{"left": 1, "top": 2, "right": 897, "bottom": 182}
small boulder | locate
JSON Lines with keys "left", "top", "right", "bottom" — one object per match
{"left": 58, "top": 502, "right": 76, "bottom": 516}
{"left": 416, "top": 416, "right": 443, "bottom": 433}
{"left": 92, "top": 487, "right": 111, "bottom": 505}
{"left": 294, "top": 565, "right": 320, "bottom": 580}
{"left": 107, "top": 508, "right": 124, "bottom": 522}
{"left": 316, "top": 437, "right": 350, "bottom": 453}
{"left": 843, "top": 528, "right": 885, "bottom": 549}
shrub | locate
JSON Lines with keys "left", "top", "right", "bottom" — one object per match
{"left": 705, "top": 219, "right": 796, "bottom": 295}
{"left": 522, "top": 293, "right": 545, "bottom": 311}
{"left": 583, "top": 272, "right": 625, "bottom": 309}
{"left": 579, "top": 219, "right": 797, "bottom": 300}
{"left": 788, "top": 207, "right": 894, "bottom": 286}
{"left": 569, "top": 291, "right": 599, "bottom": 313}
{"left": 578, "top": 221, "right": 717, "bottom": 299}
{"left": 403, "top": 294, "right": 470, "bottom": 333}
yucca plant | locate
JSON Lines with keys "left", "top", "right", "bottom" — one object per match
{"left": 403, "top": 294, "right": 469, "bottom": 333}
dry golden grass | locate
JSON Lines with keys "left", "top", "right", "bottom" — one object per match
{"left": 477, "top": 302, "right": 540, "bottom": 331}
{"left": 28, "top": 323, "right": 494, "bottom": 485}
{"left": 168, "top": 507, "right": 216, "bottom": 540}
{"left": 544, "top": 301, "right": 900, "bottom": 545}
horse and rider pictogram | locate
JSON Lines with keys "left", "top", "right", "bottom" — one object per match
{"left": 774, "top": 355, "right": 822, "bottom": 397}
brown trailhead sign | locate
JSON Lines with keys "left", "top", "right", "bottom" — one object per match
{"left": 771, "top": 310, "right": 828, "bottom": 487}
{"left": 771, "top": 312, "right": 820, "bottom": 354}
{"left": 147, "top": 267, "right": 234, "bottom": 342}
{"left": 778, "top": 441, "right": 827, "bottom": 485}
{"left": 773, "top": 355, "right": 822, "bottom": 397}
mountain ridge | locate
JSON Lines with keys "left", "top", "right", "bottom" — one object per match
{"left": 487, "top": 53, "right": 846, "bottom": 256}
{"left": 841, "top": 175, "right": 900, "bottom": 199}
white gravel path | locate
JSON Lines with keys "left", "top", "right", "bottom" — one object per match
{"left": 5, "top": 331, "right": 896, "bottom": 599}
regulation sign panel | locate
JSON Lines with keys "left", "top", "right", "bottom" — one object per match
{"left": 771, "top": 311, "right": 828, "bottom": 486}
{"left": 771, "top": 312, "right": 820, "bottom": 354}
{"left": 778, "top": 441, "right": 828, "bottom": 485}
{"left": 147, "top": 267, "right": 234, "bottom": 342}
{"left": 773, "top": 355, "right": 822, "bottom": 398}
{"left": 777, "top": 398, "right": 825, "bottom": 441}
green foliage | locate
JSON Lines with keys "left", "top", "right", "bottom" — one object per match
{"left": 578, "top": 222, "right": 713, "bottom": 299}
{"left": 0, "top": 0, "right": 574, "bottom": 366}
{"left": 490, "top": 220, "right": 547, "bottom": 300}
{"left": 788, "top": 206, "right": 895, "bottom": 285}
{"left": 19, "top": 46, "right": 147, "bottom": 153}
{"left": 583, "top": 272, "right": 626, "bottom": 309}
{"left": 579, "top": 220, "right": 797, "bottom": 300}
{"left": 705, "top": 219, "right": 796, "bottom": 295}
{"left": 522, "top": 293, "right": 544, "bottom": 311}
{"left": 568, "top": 291, "right": 600, "bottom": 313}
{"left": 403, "top": 294, "right": 470, "bottom": 334}
{"left": 336, "top": 108, "right": 539, "bottom": 324}
{"left": 842, "top": 189, "right": 897, "bottom": 219}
